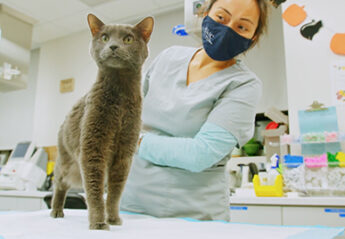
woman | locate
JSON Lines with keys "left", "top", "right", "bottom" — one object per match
{"left": 120, "top": 0, "right": 269, "bottom": 221}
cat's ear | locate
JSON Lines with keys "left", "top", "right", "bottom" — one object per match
{"left": 134, "top": 16, "right": 154, "bottom": 43}
{"left": 87, "top": 14, "right": 105, "bottom": 36}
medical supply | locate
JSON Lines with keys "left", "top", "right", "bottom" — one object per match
{"left": 172, "top": 24, "right": 188, "bottom": 36}
{"left": 258, "top": 172, "right": 268, "bottom": 185}
{"left": 336, "top": 152, "right": 345, "bottom": 167}
{"left": 267, "top": 154, "right": 280, "bottom": 185}
{"left": 281, "top": 152, "right": 345, "bottom": 196}
{"left": 304, "top": 154, "right": 328, "bottom": 168}
{"left": 0, "top": 141, "right": 47, "bottom": 191}
{"left": 253, "top": 174, "right": 284, "bottom": 197}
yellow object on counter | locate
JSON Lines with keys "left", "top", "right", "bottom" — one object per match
{"left": 46, "top": 161, "right": 55, "bottom": 175}
{"left": 253, "top": 174, "right": 284, "bottom": 197}
{"left": 336, "top": 152, "right": 345, "bottom": 167}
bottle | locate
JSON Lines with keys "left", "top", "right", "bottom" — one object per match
{"left": 268, "top": 154, "right": 280, "bottom": 185}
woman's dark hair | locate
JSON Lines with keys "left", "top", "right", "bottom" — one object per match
{"left": 199, "top": 0, "right": 270, "bottom": 48}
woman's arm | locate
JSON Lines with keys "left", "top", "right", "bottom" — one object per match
{"left": 138, "top": 78, "right": 262, "bottom": 172}
{"left": 138, "top": 122, "right": 237, "bottom": 173}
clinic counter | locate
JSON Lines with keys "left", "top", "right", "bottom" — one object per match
{"left": 229, "top": 196, "right": 345, "bottom": 227}
{"left": 1, "top": 190, "right": 344, "bottom": 227}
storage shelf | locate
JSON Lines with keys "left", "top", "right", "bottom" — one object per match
{"left": 0, "top": 75, "right": 27, "bottom": 92}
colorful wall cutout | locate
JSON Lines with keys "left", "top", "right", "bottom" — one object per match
{"left": 330, "top": 33, "right": 345, "bottom": 55}
{"left": 282, "top": 4, "right": 307, "bottom": 27}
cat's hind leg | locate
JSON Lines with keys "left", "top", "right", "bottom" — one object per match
{"left": 50, "top": 178, "right": 70, "bottom": 218}
{"left": 50, "top": 149, "right": 71, "bottom": 218}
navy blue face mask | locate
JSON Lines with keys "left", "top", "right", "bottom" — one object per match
{"left": 202, "top": 16, "right": 253, "bottom": 61}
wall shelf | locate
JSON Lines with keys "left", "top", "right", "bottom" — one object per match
{"left": 0, "top": 76, "right": 27, "bottom": 92}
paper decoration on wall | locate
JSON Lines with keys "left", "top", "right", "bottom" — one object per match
{"left": 300, "top": 20, "right": 323, "bottom": 40}
{"left": 330, "top": 33, "right": 345, "bottom": 55}
{"left": 281, "top": 2, "right": 344, "bottom": 56}
{"left": 282, "top": 4, "right": 307, "bottom": 26}
{"left": 270, "top": 0, "right": 286, "bottom": 8}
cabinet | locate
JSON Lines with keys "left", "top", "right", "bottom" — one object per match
{"left": 230, "top": 205, "right": 282, "bottom": 225}
{"left": 0, "top": 191, "right": 49, "bottom": 211}
{"left": 230, "top": 196, "right": 345, "bottom": 227}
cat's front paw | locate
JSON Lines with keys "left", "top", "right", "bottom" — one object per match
{"left": 50, "top": 209, "right": 64, "bottom": 218}
{"left": 89, "top": 222, "right": 110, "bottom": 230}
{"left": 107, "top": 216, "right": 122, "bottom": 225}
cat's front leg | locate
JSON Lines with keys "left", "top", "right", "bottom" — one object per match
{"left": 106, "top": 128, "right": 138, "bottom": 225}
{"left": 105, "top": 156, "right": 132, "bottom": 226}
{"left": 81, "top": 150, "right": 109, "bottom": 230}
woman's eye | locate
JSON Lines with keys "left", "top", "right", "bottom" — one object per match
{"left": 217, "top": 15, "right": 224, "bottom": 21}
{"left": 101, "top": 34, "right": 109, "bottom": 42}
{"left": 238, "top": 25, "right": 247, "bottom": 32}
{"left": 123, "top": 35, "right": 134, "bottom": 44}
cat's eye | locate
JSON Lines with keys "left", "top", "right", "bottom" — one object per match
{"left": 101, "top": 34, "right": 109, "bottom": 42}
{"left": 123, "top": 35, "right": 134, "bottom": 44}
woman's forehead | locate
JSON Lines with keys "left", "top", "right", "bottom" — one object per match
{"left": 212, "top": 0, "right": 260, "bottom": 23}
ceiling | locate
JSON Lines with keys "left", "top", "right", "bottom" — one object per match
{"left": 0, "top": 0, "right": 184, "bottom": 49}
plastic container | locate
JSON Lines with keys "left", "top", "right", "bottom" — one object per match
{"left": 282, "top": 154, "right": 345, "bottom": 196}
{"left": 253, "top": 174, "right": 284, "bottom": 197}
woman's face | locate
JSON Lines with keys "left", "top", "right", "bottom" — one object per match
{"left": 207, "top": 0, "right": 260, "bottom": 39}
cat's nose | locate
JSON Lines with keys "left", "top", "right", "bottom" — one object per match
{"left": 110, "top": 45, "right": 118, "bottom": 51}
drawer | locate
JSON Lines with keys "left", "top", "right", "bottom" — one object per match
{"left": 282, "top": 206, "right": 345, "bottom": 227}
{"left": 230, "top": 205, "right": 282, "bottom": 225}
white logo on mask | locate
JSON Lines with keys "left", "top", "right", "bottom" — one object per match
{"left": 203, "top": 26, "right": 214, "bottom": 45}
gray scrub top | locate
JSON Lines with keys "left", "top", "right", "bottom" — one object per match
{"left": 120, "top": 46, "right": 262, "bottom": 221}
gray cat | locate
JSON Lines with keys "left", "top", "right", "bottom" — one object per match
{"left": 50, "top": 14, "right": 154, "bottom": 230}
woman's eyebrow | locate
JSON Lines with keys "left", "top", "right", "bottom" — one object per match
{"left": 217, "top": 7, "right": 255, "bottom": 25}
{"left": 240, "top": 17, "right": 255, "bottom": 25}
{"left": 218, "top": 7, "right": 232, "bottom": 16}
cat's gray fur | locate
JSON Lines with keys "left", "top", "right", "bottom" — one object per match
{"left": 50, "top": 14, "right": 154, "bottom": 230}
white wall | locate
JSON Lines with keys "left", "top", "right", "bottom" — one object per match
{"left": 281, "top": 0, "right": 345, "bottom": 135}
{"left": 241, "top": 5, "right": 288, "bottom": 113}
{"left": 1, "top": 6, "right": 289, "bottom": 148}
{"left": 0, "top": 49, "right": 39, "bottom": 150}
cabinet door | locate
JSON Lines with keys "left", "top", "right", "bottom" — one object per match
{"left": 0, "top": 197, "right": 43, "bottom": 211}
{"left": 16, "top": 197, "right": 42, "bottom": 211}
{"left": 0, "top": 197, "right": 16, "bottom": 210}
{"left": 283, "top": 206, "right": 345, "bottom": 227}
{"left": 230, "top": 205, "right": 282, "bottom": 225}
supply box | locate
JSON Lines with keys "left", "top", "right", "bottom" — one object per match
{"left": 280, "top": 133, "right": 345, "bottom": 196}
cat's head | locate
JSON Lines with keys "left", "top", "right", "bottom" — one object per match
{"left": 87, "top": 14, "right": 154, "bottom": 71}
